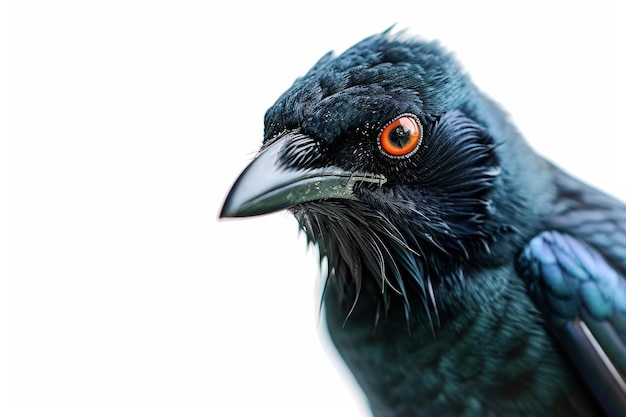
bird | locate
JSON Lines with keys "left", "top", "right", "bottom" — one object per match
{"left": 220, "top": 29, "right": 626, "bottom": 417}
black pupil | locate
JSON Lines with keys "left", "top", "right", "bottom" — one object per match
{"left": 390, "top": 126, "right": 411, "bottom": 148}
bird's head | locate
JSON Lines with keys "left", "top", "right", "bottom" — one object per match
{"left": 221, "top": 30, "right": 539, "bottom": 321}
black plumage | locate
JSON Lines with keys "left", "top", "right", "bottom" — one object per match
{"left": 221, "top": 30, "right": 626, "bottom": 416}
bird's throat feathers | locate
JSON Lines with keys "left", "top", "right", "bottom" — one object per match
{"left": 289, "top": 130, "right": 544, "bottom": 328}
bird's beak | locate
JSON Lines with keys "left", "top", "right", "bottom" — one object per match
{"left": 220, "top": 132, "right": 386, "bottom": 218}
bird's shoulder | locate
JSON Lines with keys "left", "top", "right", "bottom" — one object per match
{"left": 547, "top": 166, "right": 626, "bottom": 273}
{"left": 517, "top": 165, "right": 626, "bottom": 416}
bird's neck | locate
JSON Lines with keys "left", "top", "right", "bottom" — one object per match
{"left": 323, "top": 262, "right": 574, "bottom": 416}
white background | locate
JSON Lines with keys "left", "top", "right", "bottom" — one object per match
{"left": 4, "top": 1, "right": 626, "bottom": 416}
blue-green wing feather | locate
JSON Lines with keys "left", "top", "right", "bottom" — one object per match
{"left": 519, "top": 230, "right": 626, "bottom": 417}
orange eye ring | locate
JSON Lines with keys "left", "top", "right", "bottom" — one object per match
{"left": 379, "top": 114, "right": 422, "bottom": 157}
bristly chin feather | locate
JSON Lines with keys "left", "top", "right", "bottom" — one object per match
{"left": 288, "top": 111, "right": 501, "bottom": 333}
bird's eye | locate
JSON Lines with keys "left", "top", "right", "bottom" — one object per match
{"left": 378, "top": 114, "right": 422, "bottom": 158}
